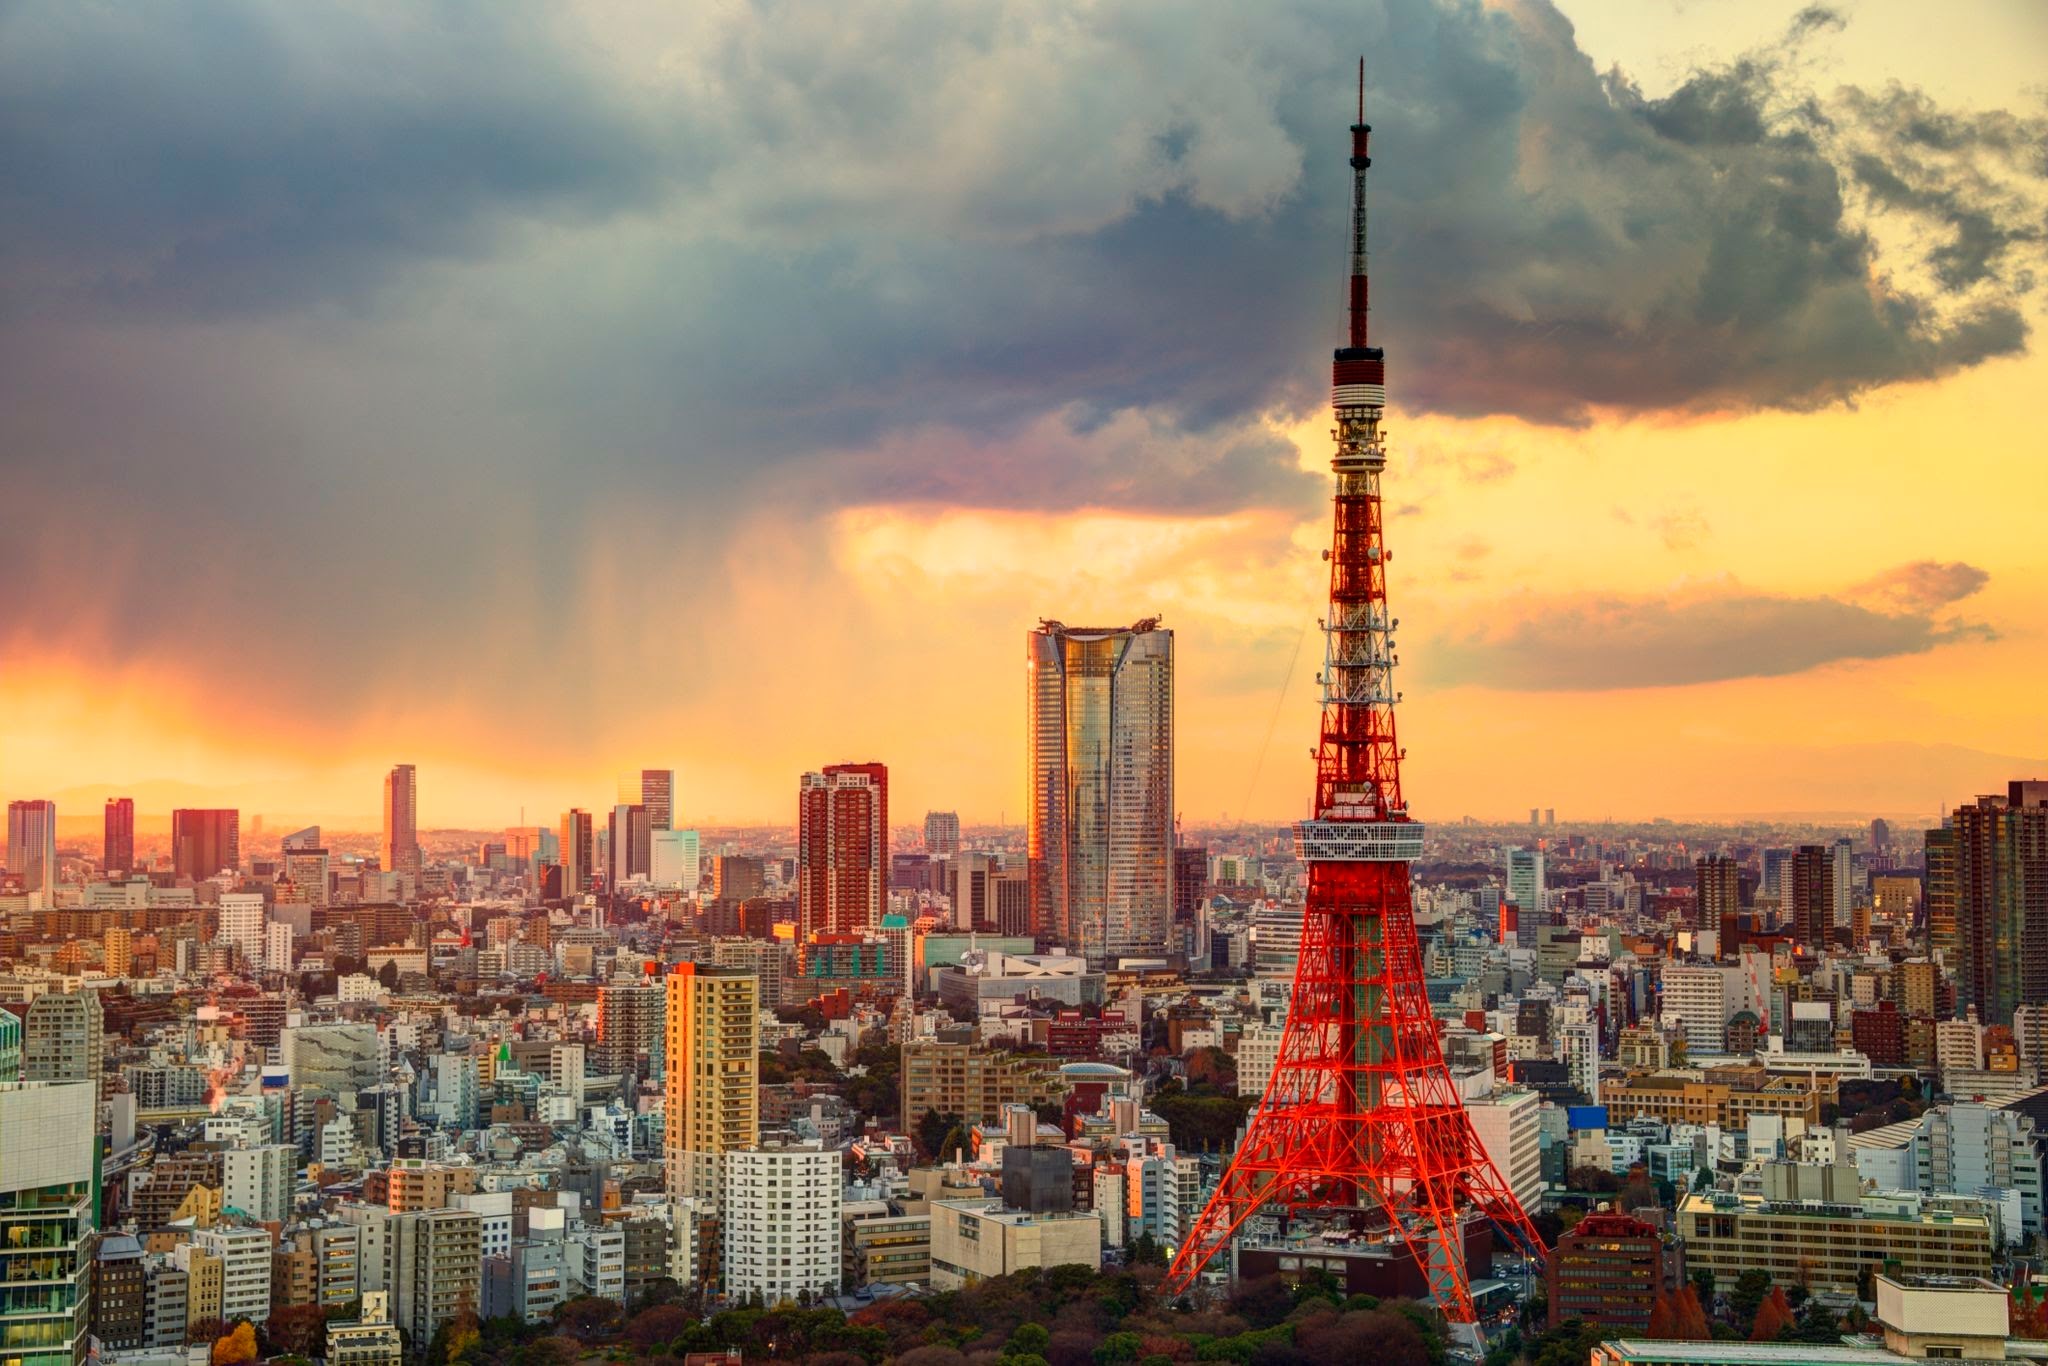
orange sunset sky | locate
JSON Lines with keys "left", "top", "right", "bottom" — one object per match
{"left": 2, "top": 0, "right": 2044, "bottom": 832}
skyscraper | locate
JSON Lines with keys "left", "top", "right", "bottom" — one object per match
{"left": 170, "top": 808, "right": 239, "bottom": 880}
{"left": 1928, "top": 825, "right": 1959, "bottom": 960}
{"left": 218, "top": 892, "right": 266, "bottom": 971}
{"left": 559, "top": 809, "right": 593, "bottom": 897}
{"left": 1791, "top": 844, "right": 1833, "bottom": 946}
{"left": 6, "top": 799, "right": 57, "bottom": 897}
{"left": 664, "top": 963, "right": 758, "bottom": 1202}
{"left": 104, "top": 797, "right": 135, "bottom": 875}
{"left": 1506, "top": 847, "right": 1546, "bottom": 948}
{"left": 609, "top": 803, "right": 651, "bottom": 887}
{"left": 797, "top": 763, "right": 889, "bottom": 944}
{"left": 1027, "top": 618, "right": 1174, "bottom": 964}
{"left": 382, "top": 764, "right": 420, "bottom": 875}
{"left": 1946, "top": 782, "right": 2048, "bottom": 1022}
{"left": 924, "top": 811, "right": 961, "bottom": 857}
{"left": 0, "top": 1081, "right": 98, "bottom": 1366}
{"left": 1832, "top": 836, "right": 1854, "bottom": 929}
{"left": 1696, "top": 854, "right": 1740, "bottom": 935}
{"left": 640, "top": 770, "right": 676, "bottom": 832}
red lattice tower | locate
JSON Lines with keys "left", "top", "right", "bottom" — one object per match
{"left": 1164, "top": 66, "right": 1546, "bottom": 1321}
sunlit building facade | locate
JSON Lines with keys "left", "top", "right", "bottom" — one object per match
{"left": 1027, "top": 619, "right": 1173, "bottom": 964}
{"left": 797, "top": 763, "right": 889, "bottom": 943}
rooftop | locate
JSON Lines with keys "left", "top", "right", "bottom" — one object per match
{"left": 1596, "top": 1343, "right": 1904, "bottom": 1365}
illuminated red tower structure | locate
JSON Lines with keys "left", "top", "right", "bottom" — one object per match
{"left": 1165, "top": 68, "right": 1545, "bottom": 1321}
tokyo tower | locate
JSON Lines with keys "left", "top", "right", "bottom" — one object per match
{"left": 1163, "top": 66, "right": 1546, "bottom": 1321}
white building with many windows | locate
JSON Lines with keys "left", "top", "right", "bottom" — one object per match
{"left": 722, "top": 1141, "right": 841, "bottom": 1302}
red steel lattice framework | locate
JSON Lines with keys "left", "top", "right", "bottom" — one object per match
{"left": 1163, "top": 66, "right": 1546, "bottom": 1322}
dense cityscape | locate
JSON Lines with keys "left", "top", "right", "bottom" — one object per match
{"left": 5, "top": 2, "right": 2045, "bottom": 1366}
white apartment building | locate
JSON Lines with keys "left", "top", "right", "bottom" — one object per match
{"left": 1661, "top": 964, "right": 1736, "bottom": 1053}
{"left": 222, "top": 1144, "right": 296, "bottom": 1225}
{"left": 194, "top": 1225, "right": 273, "bottom": 1326}
{"left": 722, "top": 1142, "right": 842, "bottom": 1303}
{"left": 217, "top": 893, "right": 266, "bottom": 971}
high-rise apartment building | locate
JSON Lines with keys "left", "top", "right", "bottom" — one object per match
{"left": 797, "top": 763, "right": 889, "bottom": 944}
{"left": 0, "top": 1081, "right": 99, "bottom": 1366}
{"left": 1944, "top": 782, "right": 2048, "bottom": 1022}
{"left": 24, "top": 989, "right": 103, "bottom": 1092}
{"left": 1791, "top": 843, "right": 1834, "bottom": 946}
{"left": 382, "top": 765, "right": 420, "bottom": 875}
{"left": 1027, "top": 618, "right": 1174, "bottom": 963}
{"left": 218, "top": 892, "right": 266, "bottom": 971}
{"left": 387, "top": 1209, "right": 481, "bottom": 1347}
{"left": 1927, "top": 825, "right": 1959, "bottom": 961}
{"left": 640, "top": 770, "right": 675, "bottom": 832}
{"left": 6, "top": 799, "right": 58, "bottom": 898}
{"left": 1696, "top": 854, "right": 1740, "bottom": 933}
{"left": 1506, "top": 847, "right": 1546, "bottom": 947}
{"left": 663, "top": 964, "right": 758, "bottom": 1202}
{"left": 103, "top": 797, "right": 135, "bottom": 875}
{"left": 171, "top": 808, "right": 239, "bottom": 880}
{"left": 559, "top": 809, "right": 593, "bottom": 898}
{"left": 924, "top": 811, "right": 961, "bottom": 857}
{"left": 596, "top": 983, "right": 666, "bottom": 1081}
{"left": 1832, "top": 836, "right": 1855, "bottom": 929}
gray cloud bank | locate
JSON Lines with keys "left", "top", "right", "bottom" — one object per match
{"left": 1426, "top": 561, "right": 1994, "bottom": 691}
{"left": 0, "top": 0, "right": 2037, "bottom": 719}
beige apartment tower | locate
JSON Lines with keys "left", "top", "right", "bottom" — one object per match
{"left": 664, "top": 963, "right": 758, "bottom": 1202}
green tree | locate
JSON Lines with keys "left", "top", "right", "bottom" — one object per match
{"left": 1730, "top": 1269, "right": 1773, "bottom": 1327}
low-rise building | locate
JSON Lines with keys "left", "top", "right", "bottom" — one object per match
{"left": 928, "top": 1200, "right": 1101, "bottom": 1290}
{"left": 1679, "top": 1190, "right": 1994, "bottom": 1294}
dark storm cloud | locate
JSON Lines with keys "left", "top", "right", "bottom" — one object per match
{"left": 1424, "top": 566, "right": 1993, "bottom": 691}
{"left": 0, "top": 0, "right": 2039, "bottom": 717}
{"left": 0, "top": 3, "right": 660, "bottom": 313}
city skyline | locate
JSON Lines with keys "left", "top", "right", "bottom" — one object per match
{"left": 4, "top": 1, "right": 2045, "bottom": 829}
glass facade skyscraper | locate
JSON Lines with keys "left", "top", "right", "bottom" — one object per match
{"left": 1027, "top": 618, "right": 1173, "bottom": 965}
{"left": 0, "top": 1081, "right": 98, "bottom": 1366}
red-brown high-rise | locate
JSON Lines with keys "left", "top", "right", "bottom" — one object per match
{"left": 797, "top": 763, "right": 889, "bottom": 950}
{"left": 1164, "top": 69, "right": 1545, "bottom": 1322}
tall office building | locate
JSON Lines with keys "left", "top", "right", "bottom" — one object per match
{"left": 103, "top": 797, "right": 135, "bottom": 875}
{"left": 1946, "top": 782, "right": 2048, "bottom": 1022}
{"left": 1928, "top": 825, "right": 1960, "bottom": 960}
{"left": 559, "top": 810, "right": 594, "bottom": 897}
{"left": 1027, "top": 618, "right": 1174, "bottom": 963}
{"left": 797, "top": 763, "right": 889, "bottom": 943}
{"left": 1506, "top": 847, "right": 1546, "bottom": 948}
{"left": 663, "top": 964, "right": 758, "bottom": 1202}
{"left": 6, "top": 799, "right": 57, "bottom": 898}
{"left": 711, "top": 855, "right": 765, "bottom": 902}
{"left": 382, "top": 765, "right": 420, "bottom": 875}
{"left": 282, "top": 845, "right": 331, "bottom": 907}
{"left": 1832, "top": 837, "right": 1855, "bottom": 929}
{"left": 1761, "top": 847, "right": 1794, "bottom": 903}
{"left": 1696, "top": 854, "right": 1740, "bottom": 933}
{"left": 282, "top": 825, "right": 322, "bottom": 851}
{"left": 650, "top": 829, "right": 701, "bottom": 891}
{"left": 640, "top": 770, "right": 675, "bottom": 832}
{"left": 1791, "top": 844, "right": 1834, "bottom": 946}
{"left": 924, "top": 811, "right": 961, "bottom": 857}
{"left": 171, "top": 808, "right": 239, "bottom": 880}
{"left": 24, "top": 989, "right": 103, "bottom": 1092}
{"left": 608, "top": 804, "right": 651, "bottom": 887}
{"left": 0, "top": 1081, "right": 98, "bottom": 1366}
